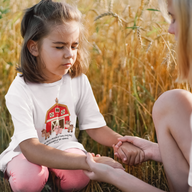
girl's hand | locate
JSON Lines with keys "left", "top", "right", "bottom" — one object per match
{"left": 113, "top": 141, "right": 123, "bottom": 159}
{"left": 117, "top": 141, "right": 145, "bottom": 165}
{"left": 93, "top": 155, "right": 124, "bottom": 170}
{"left": 117, "top": 136, "right": 162, "bottom": 162}
{"left": 91, "top": 153, "right": 101, "bottom": 157}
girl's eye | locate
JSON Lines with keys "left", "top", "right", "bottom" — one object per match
{"left": 56, "top": 47, "right": 64, "bottom": 49}
{"left": 72, "top": 46, "right": 79, "bottom": 50}
{"left": 172, "top": 19, "right": 175, "bottom": 24}
{"left": 170, "top": 16, "right": 175, "bottom": 24}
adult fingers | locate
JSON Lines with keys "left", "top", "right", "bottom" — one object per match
{"left": 112, "top": 144, "right": 120, "bottom": 158}
{"left": 84, "top": 153, "right": 97, "bottom": 179}
{"left": 83, "top": 170, "right": 96, "bottom": 180}
{"left": 86, "top": 152, "right": 96, "bottom": 169}
{"left": 112, "top": 160, "right": 125, "bottom": 170}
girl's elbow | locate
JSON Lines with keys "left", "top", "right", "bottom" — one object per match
{"left": 19, "top": 138, "right": 39, "bottom": 161}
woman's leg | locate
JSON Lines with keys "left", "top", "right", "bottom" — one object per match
{"left": 152, "top": 89, "right": 192, "bottom": 192}
{"left": 49, "top": 148, "right": 90, "bottom": 192}
{"left": 6, "top": 153, "right": 49, "bottom": 192}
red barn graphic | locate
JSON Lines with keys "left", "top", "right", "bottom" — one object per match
{"left": 45, "top": 99, "right": 70, "bottom": 134}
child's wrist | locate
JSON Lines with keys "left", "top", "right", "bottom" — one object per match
{"left": 81, "top": 155, "right": 91, "bottom": 171}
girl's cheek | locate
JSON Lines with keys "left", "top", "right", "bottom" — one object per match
{"left": 175, "top": 22, "right": 179, "bottom": 41}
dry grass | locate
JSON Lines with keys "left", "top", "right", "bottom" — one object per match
{"left": 0, "top": 0, "right": 191, "bottom": 191}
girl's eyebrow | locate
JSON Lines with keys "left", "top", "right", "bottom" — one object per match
{"left": 168, "top": 12, "right": 173, "bottom": 16}
{"left": 53, "top": 42, "right": 79, "bottom": 45}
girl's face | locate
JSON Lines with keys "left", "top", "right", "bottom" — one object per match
{"left": 167, "top": 0, "right": 178, "bottom": 40}
{"left": 37, "top": 21, "right": 79, "bottom": 83}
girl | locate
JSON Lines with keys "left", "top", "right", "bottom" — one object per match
{"left": 84, "top": 0, "right": 192, "bottom": 191}
{"left": 0, "top": 0, "right": 144, "bottom": 191}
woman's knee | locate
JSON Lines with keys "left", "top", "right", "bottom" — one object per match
{"left": 152, "top": 89, "right": 192, "bottom": 130}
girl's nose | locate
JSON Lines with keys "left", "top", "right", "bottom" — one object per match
{"left": 64, "top": 48, "right": 73, "bottom": 59}
{"left": 168, "top": 24, "right": 175, "bottom": 35}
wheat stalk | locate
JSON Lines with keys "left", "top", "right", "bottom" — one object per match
{"left": 109, "top": 0, "right": 113, "bottom": 12}
{"left": 137, "top": 27, "right": 144, "bottom": 47}
{"left": 128, "top": 5, "right": 134, "bottom": 18}
{"left": 94, "top": 11, "right": 131, "bottom": 25}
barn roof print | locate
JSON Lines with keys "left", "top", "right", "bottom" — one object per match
{"left": 45, "top": 103, "right": 70, "bottom": 124}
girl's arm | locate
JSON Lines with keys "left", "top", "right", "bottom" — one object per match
{"left": 86, "top": 126, "right": 122, "bottom": 146}
{"left": 19, "top": 138, "right": 124, "bottom": 170}
{"left": 84, "top": 153, "right": 165, "bottom": 192}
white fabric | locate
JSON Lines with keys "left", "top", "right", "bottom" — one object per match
{"left": 189, "top": 167, "right": 192, "bottom": 186}
{"left": 0, "top": 73, "right": 106, "bottom": 172}
{"left": 188, "top": 143, "right": 192, "bottom": 186}
{"left": 188, "top": 116, "right": 192, "bottom": 187}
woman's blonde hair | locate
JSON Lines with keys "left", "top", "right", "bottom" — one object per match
{"left": 18, "top": 0, "right": 89, "bottom": 83}
{"left": 158, "top": 0, "right": 192, "bottom": 85}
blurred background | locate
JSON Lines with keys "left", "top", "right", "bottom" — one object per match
{"left": 0, "top": 0, "right": 189, "bottom": 191}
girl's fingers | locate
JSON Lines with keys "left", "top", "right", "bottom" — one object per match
{"left": 114, "top": 152, "right": 120, "bottom": 158}
{"left": 134, "top": 153, "right": 140, "bottom": 165}
{"left": 140, "top": 150, "right": 145, "bottom": 163}
{"left": 115, "top": 141, "right": 123, "bottom": 148}
{"left": 117, "top": 147, "right": 128, "bottom": 163}
{"left": 91, "top": 153, "right": 95, "bottom": 157}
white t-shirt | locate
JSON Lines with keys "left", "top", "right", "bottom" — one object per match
{"left": 0, "top": 73, "right": 106, "bottom": 172}
{"left": 188, "top": 143, "right": 192, "bottom": 186}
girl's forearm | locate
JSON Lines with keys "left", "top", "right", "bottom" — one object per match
{"left": 108, "top": 169, "right": 165, "bottom": 192}
{"left": 19, "top": 138, "right": 90, "bottom": 170}
{"left": 86, "top": 126, "right": 121, "bottom": 146}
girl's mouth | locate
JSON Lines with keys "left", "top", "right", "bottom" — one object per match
{"left": 62, "top": 63, "right": 72, "bottom": 67}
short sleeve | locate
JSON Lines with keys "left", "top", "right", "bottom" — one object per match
{"left": 5, "top": 93, "right": 38, "bottom": 145}
{"left": 75, "top": 75, "right": 106, "bottom": 130}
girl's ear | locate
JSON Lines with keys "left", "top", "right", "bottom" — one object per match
{"left": 27, "top": 40, "right": 39, "bottom": 56}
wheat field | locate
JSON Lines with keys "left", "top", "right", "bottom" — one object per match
{"left": 0, "top": 0, "right": 190, "bottom": 191}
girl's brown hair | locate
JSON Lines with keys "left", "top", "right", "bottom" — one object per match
{"left": 18, "top": 0, "right": 89, "bottom": 83}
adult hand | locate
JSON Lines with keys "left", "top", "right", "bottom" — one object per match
{"left": 115, "top": 136, "right": 162, "bottom": 162}
{"left": 93, "top": 155, "right": 124, "bottom": 170}
{"left": 84, "top": 153, "right": 115, "bottom": 182}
